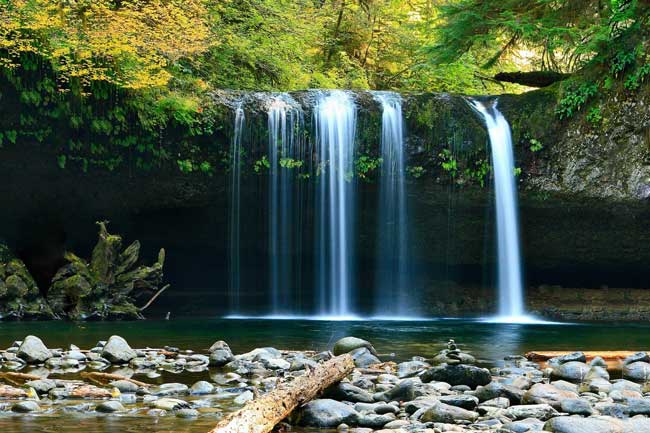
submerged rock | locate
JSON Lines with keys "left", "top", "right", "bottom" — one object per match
{"left": 96, "top": 401, "right": 125, "bottom": 413}
{"left": 12, "top": 401, "right": 41, "bottom": 413}
{"left": 189, "top": 381, "right": 214, "bottom": 395}
{"left": 333, "top": 337, "right": 377, "bottom": 356}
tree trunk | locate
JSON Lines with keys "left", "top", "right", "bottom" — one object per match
{"left": 208, "top": 354, "right": 354, "bottom": 433}
{"left": 494, "top": 71, "right": 570, "bottom": 87}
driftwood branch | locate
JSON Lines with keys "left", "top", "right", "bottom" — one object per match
{"left": 208, "top": 354, "right": 354, "bottom": 433}
{"left": 0, "top": 372, "right": 41, "bottom": 385}
{"left": 493, "top": 71, "right": 571, "bottom": 87}
{"left": 81, "top": 372, "right": 150, "bottom": 388}
{"left": 139, "top": 284, "right": 170, "bottom": 311}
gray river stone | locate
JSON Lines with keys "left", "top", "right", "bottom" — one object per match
{"left": 623, "top": 352, "right": 650, "bottom": 365}
{"left": 189, "top": 381, "right": 214, "bottom": 395}
{"left": 561, "top": 398, "right": 594, "bottom": 416}
{"left": 25, "top": 379, "right": 56, "bottom": 394}
{"left": 152, "top": 383, "right": 189, "bottom": 396}
{"left": 12, "top": 401, "right": 41, "bottom": 413}
{"left": 326, "top": 382, "right": 374, "bottom": 403}
{"left": 626, "top": 398, "right": 650, "bottom": 415}
{"left": 595, "top": 402, "right": 630, "bottom": 418}
{"left": 503, "top": 417, "right": 545, "bottom": 433}
{"left": 623, "top": 361, "right": 650, "bottom": 382}
{"left": 333, "top": 337, "right": 377, "bottom": 356}
{"left": 438, "top": 394, "right": 479, "bottom": 410}
{"left": 110, "top": 380, "right": 139, "bottom": 393}
{"left": 431, "top": 350, "right": 476, "bottom": 366}
{"left": 175, "top": 408, "right": 199, "bottom": 418}
{"left": 548, "top": 352, "right": 587, "bottom": 366}
{"left": 101, "top": 336, "right": 137, "bottom": 364}
{"left": 209, "top": 341, "right": 235, "bottom": 367}
{"left": 523, "top": 383, "right": 578, "bottom": 409}
{"left": 552, "top": 361, "right": 590, "bottom": 382}
{"left": 505, "top": 403, "right": 558, "bottom": 421}
{"left": 585, "top": 365, "right": 610, "bottom": 381}
{"left": 234, "top": 390, "right": 254, "bottom": 405}
{"left": 262, "top": 357, "right": 290, "bottom": 370}
{"left": 474, "top": 381, "right": 525, "bottom": 404}
{"left": 419, "top": 401, "right": 479, "bottom": 423}
{"left": 551, "top": 380, "right": 579, "bottom": 393}
{"left": 96, "top": 401, "right": 125, "bottom": 413}
{"left": 17, "top": 336, "right": 52, "bottom": 364}
{"left": 357, "top": 413, "right": 395, "bottom": 428}
{"left": 544, "top": 416, "right": 622, "bottom": 433}
{"left": 479, "top": 397, "right": 510, "bottom": 409}
{"left": 397, "top": 360, "right": 429, "bottom": 378}
{"left": 611, "top": 379, "right": 641, "bottom": 393}
{"left": 349, "top": 348, "right": 380, "bottom": 368}
{"left": 420, "top": 364, "right": 491, "bottom": 388}
{"left": 580, "top": 377, "right": 613, "bottom": 393}
{"left": 297, "top": 399, "right": 360, "bottom": 427}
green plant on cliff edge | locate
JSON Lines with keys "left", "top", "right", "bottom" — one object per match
{"left": 586, "top": 107, "right": 603, "bottom": 125}
{"left": 407, "top": 166, "right": 425, "bottom": 179}
{"left": 355, "top": 155, "right": 383, "bottom": 181}
{"left": 439, "top": 149, "right": 458, "bottom": 178}
{"left": 556, "top": 82, "right": 599, "bottom": 119}
{"left": 464, "top": 159, "right": 490, "bottom": 187}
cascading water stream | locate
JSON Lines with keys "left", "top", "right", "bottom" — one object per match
{"left": 471, "top": 100, "right": 530, "bottom": 322}
{"left": 267, "top": 96, "right": 305, "bottom": 315}
{"left": 373, "top": 92, "right": 412, "bottom": 317}
{"left": 315, "top": 91, "right": 357, "bottom": 318}
{"left": 228, "top": 103, "right": 245, "bottom": 314}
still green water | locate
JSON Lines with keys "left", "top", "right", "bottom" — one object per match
{"left": 1, "top": 318, "right": 650, "bottom": 433}
{"left": 2, "top": 318, "right": 650, "bottom": 360}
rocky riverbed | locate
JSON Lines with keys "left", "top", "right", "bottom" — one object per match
{"left": 2, "top": 335, "right": 650, "bottom": 432}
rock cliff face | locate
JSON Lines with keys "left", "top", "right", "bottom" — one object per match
{"left": 0, "top": 85, "right": 648, "bottom": 319}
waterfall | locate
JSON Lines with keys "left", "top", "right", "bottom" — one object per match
{"left": 314, "top": 91, "right": 357, "bottom": 318}
{"left": 228, "top": 104, "right": 245, "bottom": 314}
{"left": 471, "top": 100, "right": 528, "bottom": 321}
{"left": 267, "top": 95, "right": 305, "bottom": 315}
{"left": 373, "top": 92, "right": 411, "bottom": 317}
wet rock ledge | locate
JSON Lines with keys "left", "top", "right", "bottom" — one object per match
{"left": 0, "top": 222, "right": 167, "bottom": 321}
{"left": 2, "top": 335, "right": 650, "bottom": 432}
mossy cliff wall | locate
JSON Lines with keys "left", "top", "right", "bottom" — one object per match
{"left": 0, "top": 82, "right": 649, "bottom": 319}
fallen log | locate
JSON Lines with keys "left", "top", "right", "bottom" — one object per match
{"left": 208, "top": 353, "right": 354, "bottom": 433}
{"left": 526, "top": 350, "right": 637, "bottom": 369}
{"left": 494, "top": 71, "right": 570, "bottom": 87}
{"left": 80, "top": 372, "right": 150, "bottom": 388}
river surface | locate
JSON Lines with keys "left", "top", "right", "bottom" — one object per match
{"left": 1, "top": 318, "right": 650, "bottom": 432}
